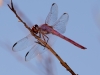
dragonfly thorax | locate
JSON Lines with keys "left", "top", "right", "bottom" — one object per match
{"left": 40, "top": 24, "right": 53, "bottom": 34}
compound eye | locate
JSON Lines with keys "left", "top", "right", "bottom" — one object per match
{"left": 35, "top": 24, "right": 38, "bottom": 27}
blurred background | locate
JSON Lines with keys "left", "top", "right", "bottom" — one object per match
{"left": 0, "top": 0, "right": 100, "bottom": 75}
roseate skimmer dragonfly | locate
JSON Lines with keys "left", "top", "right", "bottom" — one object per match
{"left": 12, "top": 3, "right": 86, "bottom": 61}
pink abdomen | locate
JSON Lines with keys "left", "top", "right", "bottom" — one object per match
{"left": 51, "top": 29, "right": 86, "bottom": 49}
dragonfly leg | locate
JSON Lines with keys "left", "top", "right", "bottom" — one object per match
{"left": 41, "top": 33, "right": 49, "bottom": 50}
{"left": 38, "top": 31, "right": 49, "bottom": 43}
{"left": 38, "top": 31, "right": 41, "bottom": 38}
{"left": 35, "top": 32, "right": 49, "bottom": 50}
{"left": 35, "top": 41, "right": 45, "bottom": 47}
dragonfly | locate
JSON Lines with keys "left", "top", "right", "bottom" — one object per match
{"left": 12, "top": 3, "right": 86, "bottom": 61}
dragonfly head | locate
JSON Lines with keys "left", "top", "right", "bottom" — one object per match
{"left": 32, "top": 24, "right": 39, "bottom": 34}
{"left": 34, "top": 24, "right": 39, "bottom": 30}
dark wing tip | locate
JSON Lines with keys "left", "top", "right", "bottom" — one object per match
{"left": 63, "top": 13, "right": 68, "bottom": 15}
{"left": 13, "top": 42, "right": 17, "bottom": 47}
{"left": 12, "top": 42, "right": 17, "bottom": 51}
{"left": 63, "top": 13, "right": 69, "bottom": 18}
{"left": 25, "top": 51, "right": 29, "bottom": 61}
{"left": 52, "top": 3, "right": 56, "bottom": 6}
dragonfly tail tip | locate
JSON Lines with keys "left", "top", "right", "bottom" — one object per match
{"left": 82, "top": 47, "right": 87, "bottom": 50}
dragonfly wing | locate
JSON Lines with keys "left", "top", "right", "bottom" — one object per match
{"left": 53, "top": 13, "right": 69, "bottom": 34}
{"left": 12, "top": 34, "right": 36, "bottom": 51}
{"left": 25, "top": 34, "right": 55, "bottom": 61}
{"left": 25, "top": 43, "right": 47, "bottom": 61}
{"left": 45, "top": 3, "right": 58, "bottom": 26}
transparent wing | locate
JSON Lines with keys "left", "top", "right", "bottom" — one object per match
{"left": 25, "top": 44, "right": 46, "bottom": 61}
{"left": 25, "top": 34, "right": 56, "bottom": 61}
{"left": 12, "top": 34, "right": 36, "bottom": 51}
{"left": 53, "top": 13, "right": 69, "bottom": 34}
{"left": 45, "top": 3, "right": 58, "bottom": 26}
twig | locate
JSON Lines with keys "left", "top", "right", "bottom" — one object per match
{"left": 7, "top": 0, "right": 78, "bottom": 75}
